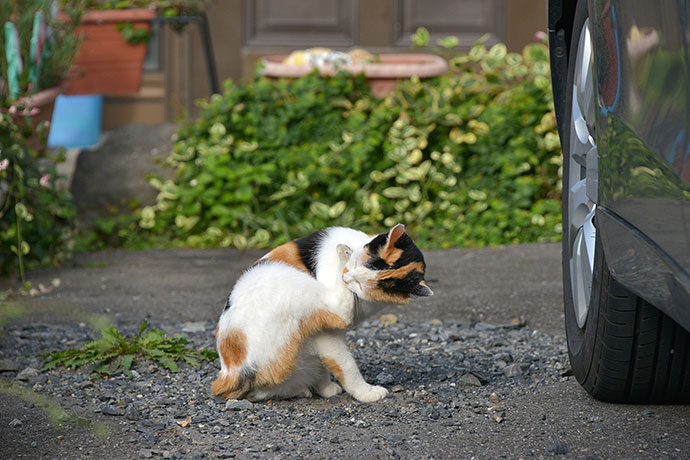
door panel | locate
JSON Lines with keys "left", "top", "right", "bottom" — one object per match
{"left": 592, "top": 0, "right": 690, "bottom": 271}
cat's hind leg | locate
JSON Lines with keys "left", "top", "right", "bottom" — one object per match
{"left": 313, "top": 361, "right": 343, "bottom": 398}
{"left": 313, "top": 330, "right": 388, "bottom": 403}
{"left": 247, "top": 386, "right": 312, "bottom": 402}
{"left": 247, "top": 353, "right": 324, "bottom": 401}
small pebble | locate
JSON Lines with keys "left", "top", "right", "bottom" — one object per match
{"left": 16, "top": 367, "right": 39, "bottom": 381}
{"left": 0, "top": 359, "right": 18, "bottom": 372}
{"left": 225, "top": 399, "right": 254, "bottom": 411}
{"left": 101, "top": 405, "right": 123, "bottom": 416}
{"left": 503, "top": 363, "right": 528, "bottom": 378}
{"left": 9, "top": 418, "right": 22, "bottom": 428}
{"left": 546, "top": 441, "right": 569, "bottom": 455}
{"left": 379, "top": 314, "right": 398, "bottom": 325}
{"left": 457, "top": 373, "right": 482, "bottom": 386}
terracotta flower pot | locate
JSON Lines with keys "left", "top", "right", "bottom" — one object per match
{"left": 65, "top": 9, "right": 156, "bottom": 95}
{"left": 261, "top": 53, "right": 449, "bottom": 98}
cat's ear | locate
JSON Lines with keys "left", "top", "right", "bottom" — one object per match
{"left": 386, "top": 224, "right": 406, "bottom": 248}
{"left": 336, "top": 244, "right": 352, "bottom": 262}
{"left": 412, "top": 280, "right": 434, "bottom": 297}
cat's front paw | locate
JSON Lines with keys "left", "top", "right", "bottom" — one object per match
{"left": 316, "top": 381, "right": 343, "bottom": 398}
{"left": 354, "top": 385, "right": 388, "bottom": 403}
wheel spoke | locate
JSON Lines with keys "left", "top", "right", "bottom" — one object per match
{"left": 567, "top": 18, "right": 598, "bottom": 330}
{"left": 569, "top": 178, "right": 589, "bottom": 231}
{"left": 575, "top": 23, "right": 595, "bottom": 128}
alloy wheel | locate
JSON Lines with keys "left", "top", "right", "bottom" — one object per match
{"left": 567, "top": 18, "right": 598, "bottom": 329}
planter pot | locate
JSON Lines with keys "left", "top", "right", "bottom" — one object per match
{"left": 261, "top": 53, "right": 449, "bottom": 98}
{"left": 18, "top": 85, "right": 65, "bottom": 150}
{"left": 19, "top": 85, "right": 62, "bottom": 125}
{"left": 65, "top": 9, "right": 156, "bottom": 95}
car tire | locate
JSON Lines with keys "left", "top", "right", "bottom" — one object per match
{"left": 562, "top": 0, "right": 690, "bottom": 403}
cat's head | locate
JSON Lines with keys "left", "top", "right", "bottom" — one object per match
{"left": 343, "top": 224, "right": 433, "bottom": 305}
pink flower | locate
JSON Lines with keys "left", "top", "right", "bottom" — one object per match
{"left": 0, "top": 159, "right": 8, "bottom": 171}
{"left": 40, "top": 174, "right": 50, "bottom": 186}
{"left": 30, "top": 107, "right": 39, "bottom": 116}
{"left": 8, "top": 105, "right": 17, "bottom": 115}
{"left": 534, "top": 31, "right": 547, "bottom": 42}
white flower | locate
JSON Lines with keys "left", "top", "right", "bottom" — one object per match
{"left": 0, "top": 158, "right": 8, "bottom": 171}
{"left": 40, "top": 174, "right": 50, "bottom": 186}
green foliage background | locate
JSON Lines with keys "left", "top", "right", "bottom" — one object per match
{"left": 0, "top": 114, "right": 75, "bottom": 277}
{"left": 130, "top": 39, "right": 561, "bottom": 249}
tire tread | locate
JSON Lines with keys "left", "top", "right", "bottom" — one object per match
{"left": 589, "top": 272, "right": 690, "bottom": 403}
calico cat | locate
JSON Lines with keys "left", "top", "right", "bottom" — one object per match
{"left": 212, "top": 224, "right": 432, "bottom": 403}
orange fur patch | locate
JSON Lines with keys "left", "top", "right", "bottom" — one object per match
{"left": 254, "top": 309, "right": 348, "bottom": 388}
{"left": 378, "top": 245, "right": 403, "bottom": 265}
{"left": 263, "top": 242, "right": 309, "bottom": 273}
{"left": 212, "top": 371, "right": 253, "bottom": 399}
{"left": 364, "top": 282, "right": 410, "bottom": 305}
{"left": 212, "top": 372, "right": 238, "bottom": 396}
{"left": 321, "top": 357, "right": 345, "bottom": 384}
{"left": 218, "top": 329, "right": 248, "bottom": 369}
{"left": 377, "top": 261, "right": 425, "bottom": 280}
{"left": 377, "top": 225, "right": 407, "bottom": 265}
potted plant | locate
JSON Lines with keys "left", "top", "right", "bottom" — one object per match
{"left": 261, "top": 48, "right": 448, "bottom": 98}
{"left": 1, "top": 1, "right": 81, "bottom": 105}
{"left": 1, "top": 0, "right": 81, "bottom": 144}
{"left": 60, "top": 0, "right": 210, "bottom": 95}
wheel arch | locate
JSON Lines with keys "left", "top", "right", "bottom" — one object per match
{"left": 548, "top": 0, "right": 581, "bottom": 143}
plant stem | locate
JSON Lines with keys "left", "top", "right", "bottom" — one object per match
{"left": 15, "top": 216, "right": 25, "bottom": 282}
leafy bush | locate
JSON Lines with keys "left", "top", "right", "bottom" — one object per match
{"left": 130, "top": 38, "right": 561, "bottom": 249}
{"left": 0, "top": 111, "right": 75, "bottom": 278}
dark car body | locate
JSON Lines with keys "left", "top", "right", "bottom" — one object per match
{"left": 549, "top": 0, "right": 690, "bottom": 334}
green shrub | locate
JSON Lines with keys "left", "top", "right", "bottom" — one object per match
{"left": 130, "top": 38, "right": 561, "bottom": 249}
{"left": 0, "top": 112, "right": 75, "bottom": 278}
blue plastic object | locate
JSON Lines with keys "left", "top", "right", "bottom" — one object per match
{"left": 47, "top": 94, "right": 103, "bottom": 148}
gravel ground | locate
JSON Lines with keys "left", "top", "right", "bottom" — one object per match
{"left": 2, "top": 245, "right": 689, "bottom": 459}
{"left": 2, "top": 316, "right": 570, "bottom": 460}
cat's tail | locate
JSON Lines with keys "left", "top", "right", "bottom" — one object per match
{"left": 211, "top": 369, "right": 254, "bottom": 400}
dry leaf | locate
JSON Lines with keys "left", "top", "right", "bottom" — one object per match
{"left": 177, "top": 416, "right": 192, "bottom": 428}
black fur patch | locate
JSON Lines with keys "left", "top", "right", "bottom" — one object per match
{"left": 376, "top": 265, "right": 426, "bottom": 296}
{"left": 294, "top": 229, "right": 327, "bottom": 276}
{"left": 363, "top": 230, "right": 428, "bottom": 299}
{"left": 239, "top": 368, "right": 256, "bottom": 387}
{"left": 250, "top": 258, "right": 269, "bottom": 269}
{"left": 364, "top": 232, "right": 426, "bottom": 272}
{"left": 223, "top": 296, "right": 232, "bottom": 312}
{"left": 364, "top": 232, "right": 388, "bottom": 257}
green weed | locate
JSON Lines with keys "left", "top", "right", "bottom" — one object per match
{"left": 43, "top": 319, "right": 217, "bottom": 375}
